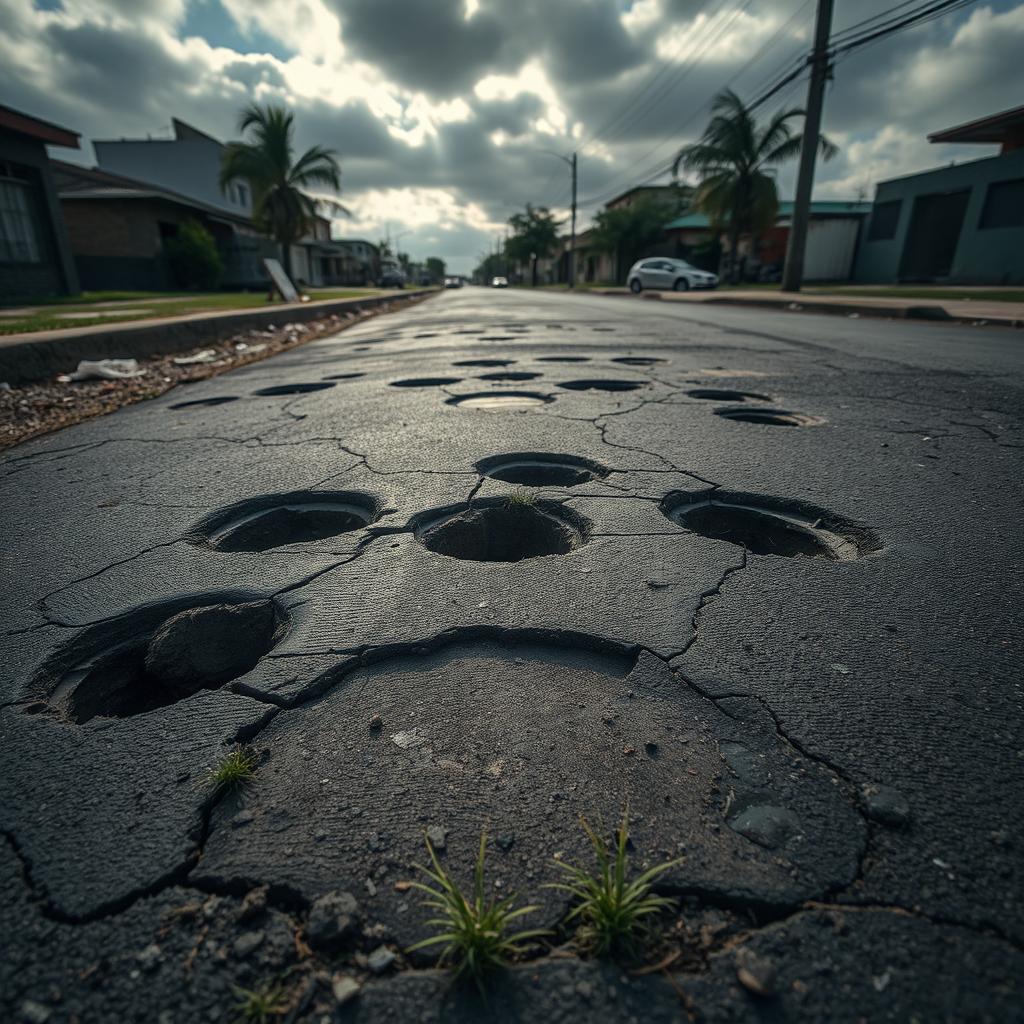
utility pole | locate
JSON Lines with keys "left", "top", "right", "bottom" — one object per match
{"left": 568, "top": 152, "right": 577, "bottom": 290}
{"left": 781, "top": 0, "right": 834, "bottom": 293}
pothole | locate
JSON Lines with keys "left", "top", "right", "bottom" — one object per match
{"left": 47, "top": 600, "right": 286, "bottom": 723}
{"left": 558, "top": 379, "right": 643, "bottom": 392}
{"left": 714, "top": 407, "right": 823, "bottom": 427}
{"left": 190, "top": 491, "right": 379, "bottom": 552}
{"left": 169, "top": 396, "right": 239, "bottom": 409}
{"left": 413, "top": 332, "right": 438, "bottom": 339}
{"left": 479, "top": 335, "right": 515, "bottom": 341}
{"left": 537, "top": 356, "right": 589, "bottom": 363}
{"left": 452, "top": 359, "right": 515, "bottom": 367}
{"left": 476, "top": 452, "right": 608, "bottom": 487}
{"left": 415, "top": 499, "right": 589, "bottom": 562}
{"left": 446, "top": 391, "right": 551, "bottom": 410}
{"left": 662, "top": 490, "right": 879, "bottom": 560}
{"left": 323, "top": 372, "right": 366, "bottom": 381}
{"left": 390, "top": 377, "right": 462, "bottom": 388}
{"left": 478, "top": 371, "right": 542, "bottom": 382}
{"left": 612, "top": 356, "right": 666, "bottom": 366}
{"left": 687, "top": 389, "right": 771, "bottom": 401}
{"left": 253, "top": 382, "right": 335, "bottom": 396}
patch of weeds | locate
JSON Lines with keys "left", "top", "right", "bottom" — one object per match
{"left": 233, "top": 978, "right": 290, "bottom": 1023}
{"left": 408, "top": 831, "right": 548, "bottom": 990}
{"left": 505, "top": 487, "right": 537, "bottom": 507}
{"left": 209, "top": 745, "right": 257, "bottom": 795}
{"left": 550, "top": 806, "right": 680, "bottom": 958}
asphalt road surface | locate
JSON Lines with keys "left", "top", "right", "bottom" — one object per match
{"left": 2, "top": 288, "right": 1022, "bottom": 1022}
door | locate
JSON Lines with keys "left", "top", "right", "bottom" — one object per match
{"left": 899, "top": 189, "right": 970, "bottom": 280}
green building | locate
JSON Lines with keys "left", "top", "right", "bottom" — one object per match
{"left": 854, "top": 105, "right": 1024, "bottom": 285}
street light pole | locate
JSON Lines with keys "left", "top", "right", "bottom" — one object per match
{"left": 569, "top": 151, "right": 577, "bottom": 290}
{"left": 781, "top": 0, "right": 834, "bottom": 293}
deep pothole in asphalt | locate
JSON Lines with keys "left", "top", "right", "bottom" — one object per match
{"left": 169, "top": 396, "right": 240, "bottom": 409}
{"left": 390, "top": 377, "right": 463, "bottom": 388}
{"left": 452, "top": 359, "right": 515, "bottom": 367}
{"left": 476, "top": 452, "right": 609, "bottom": 487}
{"left": 662, "top": 490, "right": 880, "bottom": 560}
{"left": 190, "top": 491, "right": 379, "bottom": 552}
{"left": 612, "top": 356, "right": 667, "bottom": 366}
{"left": 253, "top": 382, "right": 335, "bottom": 396}
{"left": 446, "top": 391, "right": 552, "bottom": 409}
{"left": 415, "top": 498, "right": 589, "bottom": 562}
{"left": 479, "top": 335, "right": 515, "bottom": 341}
{"left": 323, "top": 372, "right": 366, "bottom": 381}
{"left": 715, "top": 406, "right": 824, "bottom": 427}
{"left": 478, "top": 371, "right": 542, "bottom": 382}
{"left": 537, "top": 355, "right": 590, "bottom": 363}
{"left": 43, "top": 600, "right": 287, "bottom": 723}
{"left": 687, "top": 388, "right": 771, "bottom": 402}
{"left": 558, "top": 379, "right": 643, "bottom": 392}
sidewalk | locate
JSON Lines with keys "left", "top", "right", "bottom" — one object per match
{"left": 595, "top": 287, "right": 1024, "bottom": 326}
{"left": 0, "top": 289, "right": 435, "bottom": 385}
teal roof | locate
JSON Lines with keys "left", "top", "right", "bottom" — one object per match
{"left": 664, "top": 200, "right": 871, "bottom": 230}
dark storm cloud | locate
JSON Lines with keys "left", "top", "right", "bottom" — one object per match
{"left": 469, "top": 93, "right": 544, "bottom": 137}
{"left": 330, "top": 0, "right": 505, "bottom": 95}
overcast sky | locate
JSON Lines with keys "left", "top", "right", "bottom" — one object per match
{"left": 4, "top": 0, "right": 1023, "bottom": 272}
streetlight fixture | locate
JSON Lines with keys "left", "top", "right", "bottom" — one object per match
{"left": 538, "top": 149, "right": 578, "bottom": 290}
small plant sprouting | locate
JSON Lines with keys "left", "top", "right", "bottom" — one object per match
{"left": 209, "top": 745, "right": 257, "bottom": 794}
{"left": 505, "top": 487, "right": 537, "bottom": 507}
{"left": 407, "top": 831, "right": 548, "bottom": 989}
{"left": 550, "top": 806, "right": 680, "bottom": 959}
{"left": 233, "top": 978, "right": 290, "bottom": 1023}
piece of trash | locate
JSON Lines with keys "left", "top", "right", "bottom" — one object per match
{"left": 59, "top": 358, "right": 145, "bottom": 382}
{"left": 391, "top": 728, "right": 426, "bottom": 749}
{"left": 831, "top": 663, "right": 850, "bottom": 675}
{"left": 872, "top": 971, "right": 891, "bottom": 992}
{"left": 172, "top": 349, "right": 218, "bottom": 365}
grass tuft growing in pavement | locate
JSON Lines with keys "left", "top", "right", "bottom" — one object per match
{"left": 407, "top": 831, "right": 548, "bottom": 990}
{"left": 209, "top": 745, "right": 258, "bottom": 794}
{"left": 549, "top": 805, "right": 680, "bottom": 958}
{"left": 505, "top": 487, "right": 537, "bottom": 507}
{"left": 232, "top": 978, "right": 290, "bottom": 1023}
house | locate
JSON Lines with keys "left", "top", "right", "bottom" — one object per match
{"left": 334, "top": 239, "right": 381, "bottom": 285}
{"left": 854, "top": 104, "right": 1024, "bottom": 284}
{"left": 604, "top": 184, "right": 688, "bottom": 213}
{"left": 0, "top": 105, "right": 81, "bottom": 300}
{"left": 91, "top": 117, "right": 346, "bottom": 288}
{"left": 53, "top": 160, "right": 277, "bottom": 291}
{"left": 664, "top": 201, "right": 871, "bottom": 281}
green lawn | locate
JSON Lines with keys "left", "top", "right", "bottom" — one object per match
{"left": 0, "top": 289, "right": 379, "bottom": 336}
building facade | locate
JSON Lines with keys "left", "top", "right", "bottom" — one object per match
{"left": 0, "top": 105, "right": 81, "bottom": 300}
{"left": 854, "top": 105, "right": 1024, "bottom": 285}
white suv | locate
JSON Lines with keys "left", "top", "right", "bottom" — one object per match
{"left": 627, "top": 258, "right": 718, "bottom": 293}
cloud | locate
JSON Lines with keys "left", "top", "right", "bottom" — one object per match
{"left": 1, "top": 0, "right": 1018, "bottom": 272}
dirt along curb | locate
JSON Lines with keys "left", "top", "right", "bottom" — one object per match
{"left": 0, "top": 289, "right": 437, "bottom": 387}
{"left": 0, "top": 290, "right": 436, "bottom": 451}
{"left": 592, "top": 288, "right": 1024, "bottom": 328}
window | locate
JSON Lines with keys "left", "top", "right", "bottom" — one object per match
{"left": 0, "top": 166, "right": 42, "bottom": 263}
{"left": 867, "top": 199, "right": 901, "bottom": 241}
{"left": 979, "top": 178, "right": 1024, "bottom": 230}
{"left": 238, "top": 184, "right": 247, "bottom": 206}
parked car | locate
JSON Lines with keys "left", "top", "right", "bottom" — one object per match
{"left": 627, "top": 258, "right": 717, "bottom": 293}
{"left": 379, "top": 259, "right": 406, "bottom": 288}
{"left": 491, "top": 276, "right": 509, "bottom": 288}
{"left": 444, "top": 276, "right": 463, "bottom": 288}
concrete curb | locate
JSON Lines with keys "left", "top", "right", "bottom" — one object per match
{"left": 591, "top": 289, "right": 1024, "bottom": 328}
{"left": 0, "top": 290, "right": 436, "bottom": 386}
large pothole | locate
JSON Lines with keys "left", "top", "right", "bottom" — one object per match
{"left": 253, "top": 382, "right": 335, "bottom": 396}
{"left": 452, "top": 359, "right": 515, "bottom": 367}
{"left": 687, "top": 388, "right": 771, "bottom": 401}
{"left": 190, "top": 492, "right": 379, "bottom": 552}
{"left": 415, "top": 498, "right": 589, "bottom": 562}
{"left": 446, "top": 391, "right": 551, "bottom": 410}
{"left": 537, "top": 355, "right": 590, "bottom": 363}
{"left": 390, "top": 377, "right": 462, "bottom": 388}
{"left": 558, "top": 379, "right": 643, "bottom": 392}
{"left": 715, "top": 406, "right": 824, "bottom": 427}
{"left": 476, "top": 452, "right": 608, "bottom": 487}
{"left": 46, "top": 600, "right": 286, "bottom": 723}
{"left": 478, "top": 371, "right": 542, "bottom": 382}
{"left": 612, "top": 356, "right": 666, "bottom": 366}
{"left": 662, "top": 490, "right": 880, "bottom": 560}
{"left": 169, "top": 395, "right": 239, "bottom": 409}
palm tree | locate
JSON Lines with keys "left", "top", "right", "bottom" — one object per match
{"left": 673, "top": 89, "right": 837, "bottom": 283}
{"left": 220, "top": 104, "right": 344, "bottom": 280}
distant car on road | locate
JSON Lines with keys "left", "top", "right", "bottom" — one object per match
{"left": 627, "top": 258, "right": 717, "bottom": 293}
{"left": 444, "top": 276, "right": 463, "bottom": 289}
{"left": 491, "top": 276, "right": 509, "bottom": 288}
{"left": 379, "top": 259, "right": 406, "bottom": 288}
